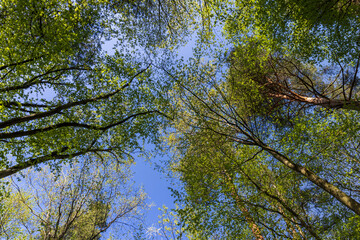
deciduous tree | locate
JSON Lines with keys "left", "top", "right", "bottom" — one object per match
{"left": 166, "top": 54, "right": 360, "bottom": 238}
{"left": 0, "top": 155, "right": 146, "bottom": 239}
{"left": 0, "top": 0, "right": 195, "bottom": 179}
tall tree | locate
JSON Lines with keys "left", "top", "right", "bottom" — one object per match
{"left": 0, "top": 0, "right": 197, "bottom": 179}
{"left": 221, "top": 0, "right": 360, "bottom": 63}
{"left": 159, "top": 1, "right": 360, "bottom": 237}
{"left": 165, "top": 52, "right": 360, "bottom": 238}
{"left": 219, "top": 0, "right": 360, "bottom": 114}
{"left": 227, "top": 43, "right": 360, "bottom": 115}
{"left": 0, "top": 154, "right": 146, "bottom": 239}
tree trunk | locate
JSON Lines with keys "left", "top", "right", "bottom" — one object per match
{"left": 258, "top": 142, "right": 360, "bottom": 216}
{"left": 269, "top": 93, "right": 360, "bottom": 111}
{"left": 221, "top": 171, "right": 265, "bottom": 240}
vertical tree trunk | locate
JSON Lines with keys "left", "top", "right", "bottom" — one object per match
{"left": 221, "top": 171, "right": 265, "bottom": 240}
{"left": 258, "top": 142, "right": 360, "bottom": 216}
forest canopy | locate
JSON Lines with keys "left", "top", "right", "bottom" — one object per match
{"left": 1, "top": 0, "right": 360, "bottom": 239}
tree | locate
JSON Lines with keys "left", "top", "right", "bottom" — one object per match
{"left": 227, "top": 43, "right": 360, "bottom": 117}
{"left": 188, "top": 0, "right": 360, "bottom": 115}
{"left": 0, "top": 0, "right": 198, "bottom": 179}
{"left": 148, "top": 205, "right": 186, "bottom": 240}
{"left": 0, "top": 154, "right": 146, "bottom": 239}
{"left": 157, "top": 1, "right": 360, "bottom": 238}
{"left": 222, "top": 0, "right": 360, "bottom": 114}
{"left": 4, "top": 0, "right": 360, "bottom": 238}
{"left": 164, "top": 52, "right": 360, "bottom": 238}
{"left": 220, "top": 0, "right": 360, "bottom": 63}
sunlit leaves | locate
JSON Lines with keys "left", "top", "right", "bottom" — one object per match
{"left": 0, "top": 0, "right": 174, "bottom": 178}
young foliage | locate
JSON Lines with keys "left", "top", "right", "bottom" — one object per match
{"left": 0, "top": 0, "right": 193, "bottom": 178}
{"left": 167, "top": 54, "right": 360, "bottom": 238}
{"left": 0, "top": 155, "right": 146, "bottom": 239}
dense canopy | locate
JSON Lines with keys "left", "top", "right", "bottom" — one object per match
{"left": 1, "top": 0, "right": 360, "bottom": 239}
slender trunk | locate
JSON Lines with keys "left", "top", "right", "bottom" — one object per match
{"left": 239, "top": 167, "right": 321, "bottom": 239}
{"left": 273, "top": 187, "right": 309, "bottom": 239}
{"left": 258, "top": 142, "right": 360, "bottom": 216}
{"left": 296, "top": 222, "right": 308, "bottom": 240}
{"left": 272, "top": 186, "right": 301, "bottom": 239}
{"left": 221, "top": 172, "right": 265, "bottom": 240}
{"left": 264, "top": 170, "right": 308, "bottom": 239}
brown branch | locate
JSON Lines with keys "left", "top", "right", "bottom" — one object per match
{"left": 218, "top": 147, "right": 316, "bottom": 238}
{"left": 349, "top": 54, "right": 360, "bottom": 100}
{"left": 0, "top": 148, "right": 83, "bottom": 179}
{"left": 220, "top": 170, "right": 265, "bottom": 240}
{"left": 337, "top": 60, "right": 348, "bottom": 100}
{"left": 0, "top": 110, "right": 157, "bottom": 139}
{"left": 279, "top": 58, "right": 324, "bottom": 98}
{"left": 268, "top": 92, "right": 360, "bottom": 111}
{"left": 257, "top": 141, "right": 360, "bottom": 216}
{"left": 0, "top": 55, "right": 44, "bottom": 71}
{"left": 2, "top": 101, "right": 51, "bottom": 108}
{"left": 240, "top": 168, "right": 320, "bottom": 239}
{"left": 0, "top": 66, "right": 88, "bottom": 92}
{"left": 0, "top": 65, "right": 150, "bottom": 129}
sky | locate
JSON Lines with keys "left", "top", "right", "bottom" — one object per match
{"left": 1, "top": 31, "right": 196, "bottom": 239}
{"left": 100, "top": 37, "right": 196, "bottom": 237}
{"left": 131, "top": 147, "right": 177, "bottom": 228}
{"left": 128, "top": 44, "right": 196, "bottom": 235}
{"left": 101, "top": 28, "right": 230, "bottom": 237}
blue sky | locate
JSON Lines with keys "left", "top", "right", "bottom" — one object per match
{"left": 4, "top": 34, "right": 196, "bottom": 239}
{"left": 131, "top": 149, "right": 176, "bottom": 228}
{"left": 128, "top": 42, "right": 196, "bottom": 234}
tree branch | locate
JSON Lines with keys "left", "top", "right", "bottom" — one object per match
{"left": 0, "top": 65, "right": 150, "bottom": 129}
{"left": 0, "top": 110, "right": 157, "bottom": 139}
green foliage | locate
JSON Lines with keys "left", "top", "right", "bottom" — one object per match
{"left": 0, "top": 155, "right": 147, "bottom": 239}
{"left": 0, "top": 0, "right": 186, "bottom": 179}
{"left": 144, "top": 205, "right": 197, "bottom": 240}
{"left": 0, "top": 191, "right": 32, "bottom": 239}
{"left": 222, "top": 0, "right": 360, "bottom": 63}
{"left": 3, "top": 0, "right": 360, "bottom": 239}
{"left": 168, "top": 70, "right": 358, "bottom": 239}
{"left": 165, "top": 5, "right": 360, "bottom": 234}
